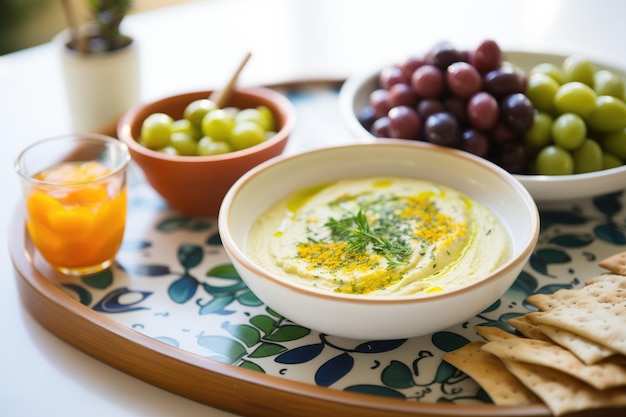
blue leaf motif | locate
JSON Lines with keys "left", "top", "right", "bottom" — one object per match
{"left": 534, "top": 248, "right": 572, "bottom": 264}
{"left": 381, "top": 360, "right": 414, "bottom": 389}
{"left": 237, "top": 290, "right": 263, "bottom": 306}
{"left": 344, "top": 384, "right": 406, "bottom": 398}
{"left": 354, "top": 339, "right": 407, "bottom": 353}
{"left": 121, "top": 264, "right": 172, "bottom": 277}
{"left": 507, "top": 270, "right": 538, "bottom": 299}
{"left": 62, "top": 283, "right": 92, "bottom": 306}
{"left": 433, "top": 360, "right": 458, "bottom": 383}
{"left": 206, "top": 231, "right": 222, "bottom": 246}
{"left": 594, "top": 223, "right": 626, "bottom": 245}
{"left": 315, "top": 352, "right": 354, "bottom": 387}
{"left": 81, "top": 269, "right": 114, "bottom": 289}
{"left": 168, "top": 274, "right": 198, "bottom": 303}
{"left": 431, "top": 331, "right": 470, "bottom": 352}
{"left": 529, "top": 248, "right": 571, "bottom": 276}
{"left": 275, "top": 343, "right": 325, "bottom": 364}
{"left": 178, "top": 244, "right": 204, "bottom": 270}
{"left": 198, "top": 295, "right": 236, "bottom": 315}
{"left": 539, "top": 211, "right": 588, "bottom": 229}
{"left": 189, "top": 220, "right": 212, "bottom": 231}
{"left": 593, "top": 192, "right": 623, "bottom": 217}
{"left": 196, "top": 334, "right": 247, "bottom": 363}
{"left": 93, "top": 287, "right": 151, "bottom": 313}
{"left": 155, "top": 336, "right": 180, "bottom": 347}
{"left": 549, "top": 233, "right": 594, "bottom": 247}
{"left": 202, "top": 281, "right": 247, "bottom": 295}
{"left": 480, "top": 298, "right": 501, "bottom": 313}
{"left": 157, "top": 216, "right": 191, "bottom": 231}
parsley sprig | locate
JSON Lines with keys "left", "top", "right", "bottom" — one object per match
{"left": 324, "top": 210, "right": 412, "bottom": 268}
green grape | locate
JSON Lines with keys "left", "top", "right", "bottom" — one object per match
{"left": 551, "top": 113, "right": 586, "bottom": 150}
{"left": 229, "top": 121, "right": 266, "bottom": 150}
{"left": 235, "top": 107, "right": 273, "bottom": 131}
{"left": 536, "top": 145, "right": 574, "bottom": 175}
{"left": 172, "top": 118, "right": 200, "bottom": 140}
{"left": 572, "top": 139, "right": 603, "bottom": 173}
{"left": 183, "top": 99, "right": 217, "bottom": 129}
{"left": 530, "top": 62, "right": 565, "bottom": 84}
{"left": 593, "top": 70, "right": 625, "bottom": 98}
{"left": 524, "top": 111, "right": 553, "bottom": 150}
{"left": 553, "top": 82, "right": 597, "bottom": 117}
{"left": 601, "top": 128, "right": 626, "bottom": 160}
{"left": 526, "top": 73, "right": 559, "bottom": 113}
{"left": 602, "top": 152, "right": 623, "bottom": 169}
{"left": 140, "top": 112, "right": 174, "bottom": 150}
{"left": 562, "top": 55, "right": 595, "bottom": 86}
{"left": 257, "top": 105, "right": 277, "bottom": 131}
{"left": 159, "top": 145, "right": 178, "bottom": 155}
{"left": 201, "top": 109, "right": 235, "bottom": 142}
{"left": 197, "top": 136, "right": 232, "bottom": 155}
{"left": 586, "top": 95, "right": 626, "bottom": 132}
{"left": 221, "top": 107, "right": 240, "bottom": 118}
{"left": 170, "top": 132, "right": 197, "bottom": 156}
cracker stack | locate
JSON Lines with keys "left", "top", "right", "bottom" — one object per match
{"left": 443, "top": 251, "right": 626, "bottom": 416}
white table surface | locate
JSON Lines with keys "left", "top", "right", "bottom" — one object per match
{"left": 2, "top": 0, "right": 626, "bottom": 416}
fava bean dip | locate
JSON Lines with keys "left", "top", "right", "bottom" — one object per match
{"left": 247, "top": 177, "right": 511, "bottom": 296}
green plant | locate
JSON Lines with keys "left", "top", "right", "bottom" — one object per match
{"left": 86, "top": 0, "right": 133, "bottom": 51}
{"left": 63, "top": 0, "right": 133, "bottom": 53}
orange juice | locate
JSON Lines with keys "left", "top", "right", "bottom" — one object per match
{"left": 25, "top": 160, "right": 127, "bottom": 274}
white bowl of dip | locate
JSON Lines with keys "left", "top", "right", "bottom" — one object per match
{"left": 219, "top": 140, "right": 539, "bottom": 340}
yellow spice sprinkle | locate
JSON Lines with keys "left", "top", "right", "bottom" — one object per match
{"left": 296, "top": 241, "right": 381, "bottom": 273}
{"left": 397, "top": 195, "right": 467, "bottom": 245}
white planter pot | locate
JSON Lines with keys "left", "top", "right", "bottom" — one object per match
{"left": 55, "top": 29, "right": 141, "bottom": 133}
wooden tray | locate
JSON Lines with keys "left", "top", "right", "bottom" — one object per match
{"left": 10, "top": 81, "right": 626, "bottom": 417}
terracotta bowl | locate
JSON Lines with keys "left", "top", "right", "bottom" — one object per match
{"left": 219, "top": 140, "right": 540, "bottom": 339}
{"left": 117, "top": 87, "right": 296, "bottom": 216}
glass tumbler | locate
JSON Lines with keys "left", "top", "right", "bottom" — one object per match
{"left": 14, "top": 133, "right": 131, "bottom": 276}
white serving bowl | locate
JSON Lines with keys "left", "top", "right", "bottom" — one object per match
{"left": 339, "top": 51, "right": 626, "bottom": 202}
{"left": 218, "top": 140, "right": 539, "bottom": 340}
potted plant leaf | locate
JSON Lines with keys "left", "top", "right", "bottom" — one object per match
{"left": 57, "top": 0, "right": 140, "bottom": 133}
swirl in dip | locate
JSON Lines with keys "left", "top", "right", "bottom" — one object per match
{"left": 247, "top": 176, "right": 511, "bottom": 296}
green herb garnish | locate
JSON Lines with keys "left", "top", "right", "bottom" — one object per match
{"left": 324, "top": 209, "right": 412, "bottom": 268}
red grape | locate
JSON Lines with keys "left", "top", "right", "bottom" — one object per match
{"left": 500, "top": 93, "right": 534, "bottom": 134}
{"left": 483, "top": 68, "right": 527, "bottom": 98}
{"left": 369, "top": 89, "right": 392, "bottom": 118}
{"left": 357, "top": 105, "right": 376, "bottom": 130}
{"left": 446, "top": 62, "right": 482, "bottom": 99}
{"left": 444, "top": 96, "right": 468, "bottom": 125}
{"left": 411, "top": 64, "right": 444, "bottom": 98}
{"left": 461, "top": 128, "right": 490, "bottom": 157}
{"left": 379, "top": 65, "right": 407, "bottom": 90}
{"left": 489, "top": 120, "right": 517, "bottom": 144}
{"left": 424, "top": 112, "right": 461, "bottom": 147}
{"left": 388, "top": 83, "right": 418, "bottom": 107}
{"left": 471, "top": 39, "right": 502, "bottom": 74}
{"left": 417, "top": 98, "right": 445, "bottom": 120}
{"left": 467, "top": 91, "right": 499, "bottom": 131}
{"left": 427, "top": 41, "right": 463, "bottom": 70}
{"left": 400, "top": 56, "right": 426, "bottom": 80}
{"left": 492, "top": 143, "right": 529, "bottom": 174}
{"left": 388, "top": 106, "right": 421, "bottom": 139}
{"left": 371, "top": 116, "right": 391, "bottom": 137}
